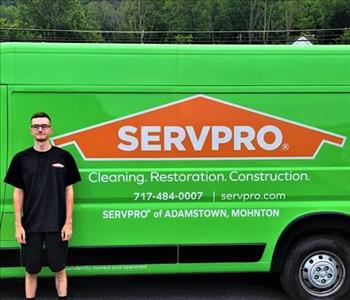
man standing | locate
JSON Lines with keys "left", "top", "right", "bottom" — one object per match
{"left": 4, "top": 112, "right": 81, "bottom": 299}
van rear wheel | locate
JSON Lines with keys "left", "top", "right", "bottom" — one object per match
{"left": 280, "top": 235, "right": 350, "bottom": 299}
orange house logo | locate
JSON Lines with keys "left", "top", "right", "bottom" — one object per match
{"left": 52, "top": 95, "right": 346, "bottom": 160}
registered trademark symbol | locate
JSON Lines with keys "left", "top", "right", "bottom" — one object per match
{"left": 282, "top": 143, "right": 289, "bottom": 151}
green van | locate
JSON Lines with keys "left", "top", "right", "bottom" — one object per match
{"left": 1, "top": 42, "right": 350, "bottom": 299}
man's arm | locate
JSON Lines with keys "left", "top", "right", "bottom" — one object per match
{"left": 13, "top": 187, "right": 26, "bottom": 244}
{"left": 61, "top": 184, "right": 74, "bottom": 241}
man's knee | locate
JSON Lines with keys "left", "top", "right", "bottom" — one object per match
{"left": 55, "top": 268, "right": 66, "bottom": 278}
{"left": 26, "top": 272, "right": 38, "bottom": 279}
{"left": 25, "top": 266, "right": 41, "bottom": 275}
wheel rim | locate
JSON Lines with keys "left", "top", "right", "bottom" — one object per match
{"left": 299, "top": 250, "right": 346, "bottom": 297}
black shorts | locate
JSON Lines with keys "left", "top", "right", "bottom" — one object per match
{"left": 21, "top": 232, "right": 68, "bottom": 274}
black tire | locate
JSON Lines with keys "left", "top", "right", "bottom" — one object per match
{"left": 280, "top": 234, "right": 350, "bottom": 299}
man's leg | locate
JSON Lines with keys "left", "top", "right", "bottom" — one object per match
{"left": 25, "top": 272, "right": 37, "bottom": 299}
{"left": 44, "top": 232, "right": 68, "bottom": 297}
{"left": 55, "top": 269, "right": 67, "bottom": 297}
{"left": 21, "top": 233, "right": 42, "bottom": 299}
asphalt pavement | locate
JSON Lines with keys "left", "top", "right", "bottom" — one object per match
{"left": 1, "top": 273, "right": 289, "bottom": 299}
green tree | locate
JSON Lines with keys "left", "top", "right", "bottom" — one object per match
{"left": 339, "top": 28, "right": 350, "bottom": 44}
{"left": 321, "top": 0, "right": 350, "bottom": 28}
{"left": 116, "top": 0, "right": 166, "bottom": 42}
{"left": 16, "top": 0, "right": 102, "bottom": 41}
{"left": 85, "top": 0, "right": 119, "bottom": 41}
{"left": 85, "top": 0, "right": 118, "bottom": 31}
{"left": 0, "top": 4, "right": 40, "bottom": 41}
{"left": 1, "top": 0, "right": 349, "bottom": 44}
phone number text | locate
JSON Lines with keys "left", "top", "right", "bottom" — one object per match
{"left": 134, "top": 192, "right": 204, "bottom": 201}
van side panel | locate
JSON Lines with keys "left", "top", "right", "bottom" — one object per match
{"left": 2, "top": 88, "right": 350, "bottom": 278}
{"left": 1, "top": 44, "right": 350, "bottom": 278}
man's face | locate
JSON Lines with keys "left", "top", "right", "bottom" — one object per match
{"left": 30, "top": 117, "right": 53, "bottom": 142}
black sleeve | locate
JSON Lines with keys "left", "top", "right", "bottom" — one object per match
{"left": 4, "top": 155, "right": 25, "bottom": 189}
{"left": 64, "top": 152, "right": 81, "bottom": 186}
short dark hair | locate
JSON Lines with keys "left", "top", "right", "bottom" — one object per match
{"left": 31, "top": 112, "right": 51, "bottom": 123}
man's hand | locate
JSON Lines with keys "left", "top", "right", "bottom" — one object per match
{"left": 61, "top": 223, "right": 73, "bottom": 241}
{"left": 63, "top": 185, "right": 74, "bottom": 241}
{"left": 15, "top": 225, "right": 26, "bottom": 244}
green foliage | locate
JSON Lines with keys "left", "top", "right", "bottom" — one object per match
{"left": 85, "top": 1, "right": 118, "bottom": 31}
{"left": 85, "top": 0, "right": 119, "bottom": 41}
{"left": 339, "top": 28, "right": 350, "bottom": 44}
{"left": 0, "top": 0, "right": 349, "bottom": 43}
{"left": 1, "top": 0, "right": 16, "bottom": 5}
{"left": 16, "top": 0, "right": 102, "bottom": 41}
{"left": 0, "top": 4, "right": 40, "bottom": 41}
{"left": 174, "top": 34, "right": 193, "bottom": 44}
{"left": 325, "top": 0, "right": 350, "bottom": 28}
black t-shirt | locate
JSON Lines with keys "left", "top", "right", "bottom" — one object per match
{"left": 4, "top": 146, "right": 81, "bottom": 232}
